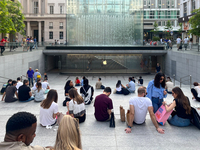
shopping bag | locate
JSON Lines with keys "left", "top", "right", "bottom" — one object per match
{"left": 126, "top": 110, "right": 133, "bottom": 127}
{"left": 190, "top": 107, "right": 200, "bottom": 130}
{"left": 155, "top": 105, "right": 173, "bottom": 125}
{"left": 120, "top": 106, "right": 125, "bottom": 122}
{"left": 110, "top": 112, "right": 115, "bottom": 128}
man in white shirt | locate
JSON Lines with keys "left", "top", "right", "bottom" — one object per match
{"left": 125, "top": 86, "right": 165, "bottom": 134}
{"left": 184, "top": 37, "right": 188, "bottom": 50}
{"left": 176, "top": 37, "right": 181, "bottom": 51}
{"left": 16, "top": 77, "right": 23, "bottom": 91}
{"left": 42, "top": 79, "right": 50, "bottom": 94}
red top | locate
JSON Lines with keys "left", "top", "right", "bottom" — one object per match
{"left": 75, "top": 79, "right": 80, "bottom": 84}
{"left": 0, "top": 39, "right": 7, "bottom": 46}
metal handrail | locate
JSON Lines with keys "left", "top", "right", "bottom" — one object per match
{"left": 0, "top": 76, "right": 11, "bottom": 80}
{"left": 180, "top": 75, "right": 192, "bottom": 89}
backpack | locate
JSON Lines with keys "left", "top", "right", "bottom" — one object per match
{"left": 190, "top": 107, "right": 200, "bottom": 130}
{"left": 82, "top": 87, "right": 91, "bottom": 105}
{"left": 37, "top": 74, "right": 41, "bottom": 79}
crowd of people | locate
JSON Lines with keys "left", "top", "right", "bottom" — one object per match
{"left": 0, "top": 68, "right": 200, "bottom": 149}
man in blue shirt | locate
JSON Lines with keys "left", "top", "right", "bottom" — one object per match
{"left": 126, "top": 77, "right": 135, "bottom": 93}
{"left": 26, "top": 67, "right": 34, "bottom": 87}
{"left": 32, "top": 37, "right": 38, "bottom": 49}
{"left": 33, "top": 69, "right": 41, "bottom": 82}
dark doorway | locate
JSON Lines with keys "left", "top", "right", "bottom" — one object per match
{"left": 34, "top": 30, "right": 38, "bottom": 42}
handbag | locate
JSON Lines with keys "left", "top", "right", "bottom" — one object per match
{"left": 110, "top": 112, "right": 115, "bottom": 128}
{"left": 190, "top": 107, "right": 200, "bottom": 130}
{"left": 155, "top": 105, "right": 173, "bottom": 125}
{"left": 120, "top": 106, "right": 125, "bottom": 122}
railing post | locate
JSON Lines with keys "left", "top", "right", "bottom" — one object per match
{"left": 21, "top": 75, "right": 22, "bottom": 81}
{"left": 190, "top": 75, "right": 192, "bottom": 89}
{"left": 173, "top": 74, "right": 175, "bottom": 86}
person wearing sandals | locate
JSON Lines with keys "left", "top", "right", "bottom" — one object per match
{"left": 34, "top": 82, "right": 45, "bottom": 102}
{"left": 162, "top": 87, "right": 192, "bottom": 127}
{"left": 40, "top": 89, "right": 60, "bottom": 127}
{"left": 66, "top": 89, "right": 86, "bottom": 123}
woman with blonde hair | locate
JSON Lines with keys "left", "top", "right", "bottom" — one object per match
{"left": 54, "top": 115, "right": 82, "bottom": 150}
{"left": 40, "top": 89, "right": 59, "bottom": 126}
{"left": 67, "top": 89, "right": 86, "bottom": 123}
{"left": 34, "top": 82, "right": 45, "bottom": 102}
{"left": 162, "top": 87, "right": 192, "bottom": 127}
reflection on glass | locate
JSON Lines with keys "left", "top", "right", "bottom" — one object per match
{"left": 66, "top": 0, "right": 143, "bottom": 46}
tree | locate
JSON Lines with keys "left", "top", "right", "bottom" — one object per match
{"left": 164, "top": 20, "right": 173, "bottom": 39}
{"left": 0, "top": 0, "right": 25, "bottom": 35}
{"left": 151, "top": 21, "right": 159, "bottom": 34}
{"left": 189, "top": 8, "right": 200, "bottom": 51}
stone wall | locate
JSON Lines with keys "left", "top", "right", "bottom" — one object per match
{"left": 165, "top": 51, "right": 200, "bottom": 84}
{"left": 0, "top": 50, "right": 44, "bottom": 84}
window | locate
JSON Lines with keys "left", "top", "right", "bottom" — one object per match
{"left": 147, "top": 0, "right": 151, "bottom": 8}
{"left": 60, "top": 6, "right": 63, "bottom": 14}
{"left": 158, "top": 0, "right": 162, "bottom": 8}
{"left": 150, "top": 11, "right": 155, "bottom": 19}
{"left": 34, "top": 2, "right": 38, "bottom": 14}
{"left": 167, "top": 0, "right": 170, "bottom": 8}
{"left": 49, "top": 32, "right": 53, "bottom": 39}
{"left": 49, "top": 22, "right": 53, "bottom": 29}
{"left": 158, "top": 21, "right": 161, "bottom": 26}
{"left": 144, "top": 1, "right": 147, "bottom": 6}
{"left": 50, "top": 6, "right": 54, "bottom": 14}
{"left": 59, "top": 22, "right": 63, "bottom": 29}
{"left": 177, "top": 11, "right": 180, "bottom": 18}
{"left": 144, "top": 11, "right": 146, "bottom": 19}
{"left": 171, "top": 0, "right": 174, "bottom": 8}
{"left": 59, "top": 32, "right": 63, "bottom": 39}
{"left": 162, "top": 21, "right": 165, "bottom": 26}
{"left": 192, "top": 0, "right": 196, "bottom": 13}
{"left": 184, "top": 3, "right": 187, "bottom": 17}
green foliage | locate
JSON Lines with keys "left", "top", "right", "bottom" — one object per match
{"left": 189, "top": 8, "right": 200, "bottom": 37}
{"left": 0, "top": 0, "right": 25, "bottom": 35}
{"left": 178, "top": 23, "right": 183, "bottom": 34}
{"left": 165, "top": 20, "right": 173, "bottom": 32}
{"left": 150, "top": 21, "right": 159, "bottom": 34}
{"left": 152, "top": 36, "right": 160, "bottom": 41}
{"left": 164, "top": 20, "right": 173, "bottom": 38}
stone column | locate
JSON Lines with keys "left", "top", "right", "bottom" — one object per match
{"left": 27, "top": 0, "right": 30, "bottom": 14}
{"left": 45, "top": 0, "right": 48, "bottom": 14}
{"left": 27, "top": 21, "right": 31, "bottom": 36}
{"left": 38, "top": 0, "right": 41, "bottom": 14}
{"left": 38, "top": 21, "right": 42, "bottom": 44}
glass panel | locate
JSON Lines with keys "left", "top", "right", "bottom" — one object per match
{"left": 61, "top": 54, "right": 154, "bottom": 73}
{"left": 66, "top": 0, "right": 143, "bottom": 46}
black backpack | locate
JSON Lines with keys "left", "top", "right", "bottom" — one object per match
{"left": 190, "top": 107, "right": 200, "bottom": 130}
{"left": 110, "top": 112, "right": 115, "bottom": 128}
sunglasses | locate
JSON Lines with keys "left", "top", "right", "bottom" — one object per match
{"left": 160, "top": 78, "right": 164, "bottom": 81}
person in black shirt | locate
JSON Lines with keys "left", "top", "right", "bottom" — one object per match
{"left": 132, "top": 77, "right": 135, "bottom": 83}
{"left": 18, "top": 80, "right": 34, "bottom": 102}
{"left": 162, "top": 87, "right": 192, "bottom": 127}
{"left": 63, "top": 80, "right": 75, "bottom": 106}
{"left": 1, "top": 79, "right": 12, "bottom": 95}
{"left": 138, "top": 76, "right": 143, "bottom": 86}
{"left": 80, "top": 79, "right": 94, "bottom": 105}
{"left": 156, "top": 63, "right": 161, "bottom": 73}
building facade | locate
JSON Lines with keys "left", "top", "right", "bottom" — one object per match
{"left": 18, "top": 0, "right": 66, "bottom": 44}
{"left": 143, "top": 0, "right": 180, "bottom": 40}
{"left": 179, "top": 0, "right": 200, "bottom": 43}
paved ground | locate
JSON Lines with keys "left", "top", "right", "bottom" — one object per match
{"left": 0, "top": 74, "right": 200, "bottom": 149}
